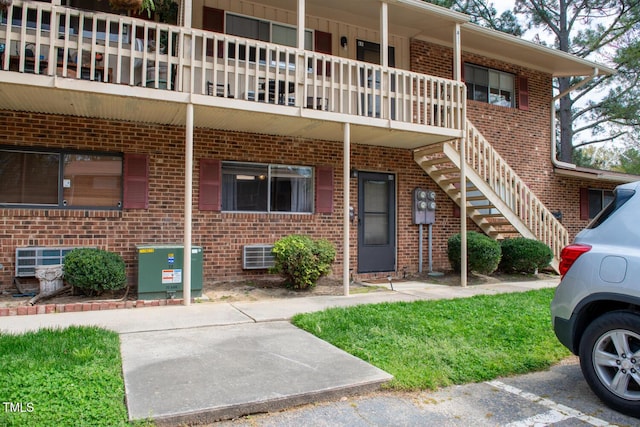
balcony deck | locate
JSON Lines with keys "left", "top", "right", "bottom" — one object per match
{"left": 0, "top": 1, "right": 465, "bottom": 149}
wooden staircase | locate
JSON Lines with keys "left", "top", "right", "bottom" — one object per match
{"left": 414, "top": 120, "right": 569, "bottom": 272}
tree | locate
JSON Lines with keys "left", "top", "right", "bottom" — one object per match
{"left": 514, "top": 0, "right": 640, "bottom": 164}
{"left": 573, "top": 145, "right": 620, "bottom": 170}
{"left": 429, "top": 0, "right": 523, "bottom": 35}
{"left": 425, "top": 0, "right": 640, "bottom": 169}
{"left": 615, "top": 146, "right": 640, "bottom": 174}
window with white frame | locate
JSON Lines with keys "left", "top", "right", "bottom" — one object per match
{"left": 226, "top": 13, "right": 313, "bottom": 49}
{"left": 465, "top": 63, "right": 515, "bottom": 108}
{"left": 0, "top": 147, "right": 123, "bottom": 209}
{"left": 221, "top": 162, "right": 313, "bottom": 213}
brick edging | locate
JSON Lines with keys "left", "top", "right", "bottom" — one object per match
{"left": 0, "top": 298, "right": 188, "bottom": 317}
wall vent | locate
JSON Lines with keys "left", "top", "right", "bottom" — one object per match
{"left": 242, "top": 245, "right": 275, "bottom": 270}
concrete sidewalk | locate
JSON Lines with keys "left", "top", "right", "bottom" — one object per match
{"left": 0, "top": 279, "right": 559, "bottom": 424}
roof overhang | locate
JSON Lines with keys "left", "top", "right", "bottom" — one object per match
{"left": 275, "top": 0, "right": 615, "bottom": 78}
{"left": 458, "top": 24, "right": 616, "bottom": 77}
{"left": 554, "top": 165, "right": 638, "bottom": 183}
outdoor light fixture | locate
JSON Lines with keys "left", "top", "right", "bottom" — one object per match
{"left": 340, "top": 36, "right": 348, "bottom": 49}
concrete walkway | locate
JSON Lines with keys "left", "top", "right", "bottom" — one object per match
{"left": 0, "top": 279, "right": 559, "bottom": 424}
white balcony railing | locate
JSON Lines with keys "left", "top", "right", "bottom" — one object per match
{"left": 0, "top": 0, "right": 465, "bottom": 130}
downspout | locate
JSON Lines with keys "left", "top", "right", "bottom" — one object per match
{"left": 551, "top": 68, "right": 600, "bottom": 169}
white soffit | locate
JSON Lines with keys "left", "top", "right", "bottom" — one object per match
{"left": 458, "top": 24, "right": 616, "bottom": 77}
{"left": 260, "top": 0, "right": 613, "bottom": 78}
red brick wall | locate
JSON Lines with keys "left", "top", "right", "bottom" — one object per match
{"left": 0, "top": 41, "right": 616, "bottom": 291}
{"left": 410, "top": 39, "right": 612, "bottom": 246}
{"left": 0, "top": 111, "right": 462, "bottom": 290}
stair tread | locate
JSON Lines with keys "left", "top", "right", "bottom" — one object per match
{"left": 414, "top": 143, "right": 445, "bottom": 156}
{"left": 440, "top": 177, "right": 465, "bottom": 185}
{"left": 430, "top": 167, "right": 459, "bottom": 177}
{"left": 418, "top": 156, "right": 450, "bottom": 168}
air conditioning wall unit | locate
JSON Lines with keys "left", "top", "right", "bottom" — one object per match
{"left": 15, "top": 246, "right": 91, "bottom": 277}
{"left": 242, "top": 244, "right": 275, "bottom": 270}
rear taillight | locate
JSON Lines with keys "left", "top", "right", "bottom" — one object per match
{"left": 559, "top": 244, "right": 592, "bottom": 278}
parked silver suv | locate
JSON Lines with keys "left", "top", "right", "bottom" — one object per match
{"left": 551, "top": 180, "right": 640, "bottom": 417}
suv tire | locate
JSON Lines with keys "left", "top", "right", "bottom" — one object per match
{"left": 579, "top": 310, "right": 640, "bottom": 418}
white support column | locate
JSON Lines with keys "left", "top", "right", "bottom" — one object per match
{"left": 343, "top": 123, "right": 351, "bottom": 296}
{"left": 380, "top": 2, "right": 389, "bottom": 67}
{"left": 183, "top": 103, "right": 194, "bottom": 305}
{"left": 183, "top": 0, "right": 192, "bottom": 28}
{"left": 453, "top": 24, "right": 461, "bottom": 81}
{"left": 454, "top": 23, "right": 467, "bottom": 287}
{"left": 297, "top": 0, "right": 306, "bottom": 49}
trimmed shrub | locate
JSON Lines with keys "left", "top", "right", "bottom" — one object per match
{"left": 270, "top": 235, "right": 336, "bottom": 290}
{"left": 63, "top": 248, "right": 127, "bottom": 294}
{"left": 499, "top": 238, "right": 553, "bottom": 274}
{"left": 447, "top": 231, "right": 501, "bottom": 275}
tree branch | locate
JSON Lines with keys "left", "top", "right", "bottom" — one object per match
{"left": 573, "top": 132, "right": 627, "bottom": 148}
{"left": 573, "top": 117, "right": 612, "bottom": 134}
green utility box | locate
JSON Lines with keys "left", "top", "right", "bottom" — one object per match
{"left": 136, "top": 244, "right": 203, "bottom": 300}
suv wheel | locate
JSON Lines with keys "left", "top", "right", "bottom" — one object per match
{"left": 579, "top": 311, "right": 640, "bottom": 417}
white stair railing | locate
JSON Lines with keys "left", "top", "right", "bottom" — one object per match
{"left": 449, "top": 120, "right": 569, "bottom": 260}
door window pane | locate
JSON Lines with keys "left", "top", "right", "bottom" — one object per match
{"left": 0, "top": 150, "right": 59, "bottom": 204}
{"left": 364, "top": 214, "right": 389, "bottom": 245}
{"left": 363, "top": 180, "right": 389, "bottom": 245}
{"left": 364, "top": 180, "right": 389, "bottom": 212}
{"left": 63, "top": 154, "right": 122, "bottom": 207}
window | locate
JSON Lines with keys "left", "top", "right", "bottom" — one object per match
{"left": 588, "top": 188, "right": 614, "bottom": 219}
{"left": 272, "top": 24, "right": 313, "bottom": 49}
{"left": 226, "top": 14, "right": 270, "bottom": 42}
{"left": 226, "top": 13, "right": 313, "bottom": 49}
{"left": 0, "top": 148, "right": 123, "bottom": 209}
{"left": 356, "top": 40, "right": 396, "bottom": 118}
{"left": 465, "top": 64, "right": 515, "bottom": 108}
{"left": 221, "top": 162, "right": 313, "bottom": 213}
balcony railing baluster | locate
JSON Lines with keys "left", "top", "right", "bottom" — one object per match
{"left": 1, "top": 0, "right": 464, "bottom": 131}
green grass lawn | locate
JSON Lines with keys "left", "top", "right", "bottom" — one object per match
{"left": 0, "top": 288, "right": 568, "bottom": 425}
{"left": 0, "top": 326, "right": 129, "bottom": 427}
{"left": 292, "top": 288, "right": 571, "bottom": 390}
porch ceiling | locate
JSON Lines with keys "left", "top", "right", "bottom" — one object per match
{"left": 260, "top": 0, "right": 470, "bottom": 39}
{"left": 0, "top": 79, "right": 456, "bottom": 150}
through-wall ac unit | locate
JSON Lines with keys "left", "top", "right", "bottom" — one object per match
{"left": 15, "top": 247, "right": 87, "bottom": 277}
{"left": 242, "top": 245, "right": 275, "bottom": 270}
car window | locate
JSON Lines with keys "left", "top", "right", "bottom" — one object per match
{"left": 587, "top": 188, "right": 635, "bottom": 229}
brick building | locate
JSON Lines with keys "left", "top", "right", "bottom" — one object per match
{"left": 0, "top": 0, "right": 635, "bottom": 295}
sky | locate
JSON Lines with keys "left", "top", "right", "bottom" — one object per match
{"left": 493, "top": 0, "right": 516, "bottom": 14}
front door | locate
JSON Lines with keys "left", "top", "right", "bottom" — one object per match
{"left": 357, "top": 172, "right": 396, "bottom": 273}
